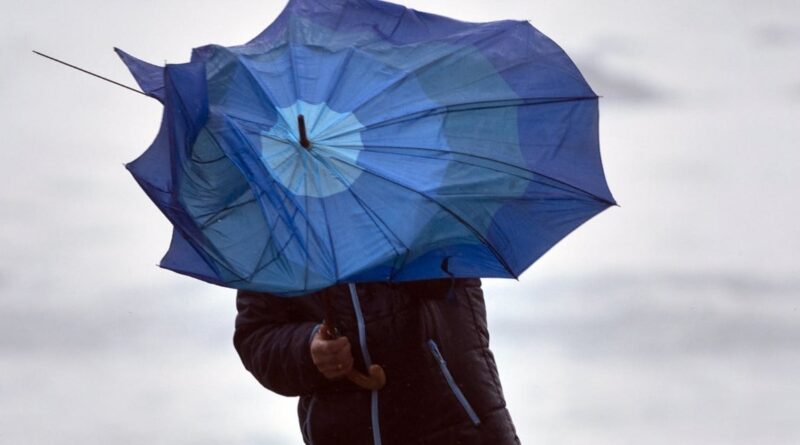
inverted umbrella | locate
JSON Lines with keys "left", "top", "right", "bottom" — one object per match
{"left": 117, "top": 0, "right": 615, "bottom": 296}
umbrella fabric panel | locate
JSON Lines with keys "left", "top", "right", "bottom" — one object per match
{"left": 517, "top": 99, "right": 614, "bottom": 203}
{"left": 114, "top": 48, "right": 166, "bottom": 102}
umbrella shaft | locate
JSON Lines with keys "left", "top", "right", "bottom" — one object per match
{"left": 298, "top": 115, "right": 311, "bottom": 149}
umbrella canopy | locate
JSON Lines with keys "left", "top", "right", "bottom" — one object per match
{"left": 118, "top": 0, "right": 615, "bottom": 295}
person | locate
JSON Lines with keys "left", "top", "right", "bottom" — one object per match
{"left": 234, "top": 277, "right": 520, "bottom": 444}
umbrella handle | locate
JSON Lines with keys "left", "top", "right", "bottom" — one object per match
{"left": 346, "top": 365, "right": 386, "bottom": 391}
{"left": 321, "top": 321, "right": 386, "bottom": 390}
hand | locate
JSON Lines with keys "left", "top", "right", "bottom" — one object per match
{"left": 310, "top": 328, "right": 354, "bottom": 380}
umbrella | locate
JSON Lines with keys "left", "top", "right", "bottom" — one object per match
{"left": 117, "top": 0, "right": 615, "bottom": 296}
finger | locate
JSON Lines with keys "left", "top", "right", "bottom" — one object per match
{"left": 333, "top": 356, "right": 353, "bottom": 375}
{"left": 312, "top": 347, "right": 346, "bottom": 366}
{"left": 334, "top": 346, "right": 352, "bottom": 364}
{"left": 334, "top": 362, "right": 352, "bottom": 378}
{"left": 317, "top": 360, "right": 346, "bottom": 374}
{"left": 311, "top": 337, "right": 347, "bottom": 362}
{"left": 311, "top": 346, "right": 334, "bottom": 366}
{"left": 317, "top": 365, "right": 335, "bottom": 378}
{"left": 313, "top": 357, "right": 336, "bottom": 368}
{"left": 321, "top": 365, "right": 348, "bottom": 380}
{"left": 317, "top": 359, "right": 341, "bottom": 371}
{"left": 334, "top": 342, "right": 351, "bottom": 358}
{"left": 318, "top": 357, "right": 353, "bottom": 379}
{"left": 321, "top": 337, "right": 350, "bottom": 354}
{"left": 340, "top": 356, "right": 353, "bottom": 373}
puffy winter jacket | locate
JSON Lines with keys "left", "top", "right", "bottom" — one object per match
{"left": 234, "top": 278, "right": 520, "bottom": 445}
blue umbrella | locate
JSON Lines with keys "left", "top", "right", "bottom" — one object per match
{"left": 117, "top": 0, "right": 615, "bottom": 296}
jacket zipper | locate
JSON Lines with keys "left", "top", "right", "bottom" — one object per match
{"left": 427, "top": 339, "right": 481, "bottom": 426}
{"left": 349, "top": 283, "right": 382, "bottom": 445}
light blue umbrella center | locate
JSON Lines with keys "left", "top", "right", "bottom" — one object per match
{"left": 260, "top": 101, "right": 365, "bottom": 198}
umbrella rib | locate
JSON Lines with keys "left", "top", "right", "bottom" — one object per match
{"left": 304, "top": 162, "right": 311, "bottom": 288}
{"left": 231, "top": 55, "right": 280, "bottom": 107}
{"left": 316, "top": 95, "right": 593, "bottom": 148}
{"left": 317, "top": 155, "right": 408, "bottom": 252}
{"left": 255, "top": 184, "right": 315, "bottom": 282}
{"left": 327, "top": 99, "right": 612, "bottom": 205}
{"left": 188, "top": 128, "right": 261, "bottom": 225}
{"left": 235, "top": 56, "right": 295, "bottom": 131}
{"left": 285, "top": 19, "right": 341, "bottom": 283}
{"left": 238, "top": 182, "right": 330, "bottom": 287}
{"left": 309, "top": 47, "right": 356, "bottom": 138}
{"left": 362, "top": 13, "right": 520, "bottom": 47}
{"left": 287, "top": 18, "right": 304, "bottom": 108}
{"left": 384, "top": 8, "right": 406, "bottom": 39}
{"left": 203, "top": 185, "right": 292, "bottom": 283}
{"left": 246, "top": 191, "right": 285, "bottom": 281}
{"left": 315, "top": 19, "right": 592, "bottom": 139}
{"left": 245, "top": 190, "right": 303, "bottom": 283}
{"left": 311, "top": 43, "right": 479, "bottom": 139}
{"left": 342, "top": 96, "right": 597, "bottom": 140}
{"left": 234, "top": 172, "right": 335, "bottom": 287}
{"left": 195, "top": 193, "right": 257, "bottom": 228}
{"left": 130, "top": 171, "right": 239, "bottom": 282}
{"left": 321, "top": 154, "right": 517, "bottom": 279}
{"left": 322, "top": 143, "right": 600, "bottom": 201}
{"left": 303, "top": 142, "right": 341, "bottom": 282}
{"left": 309, "top": 151, "right": 409, "bottom": 272}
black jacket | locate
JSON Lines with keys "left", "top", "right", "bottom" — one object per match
{"left": 234, "top": 278, "right": 520, "bottom": 445}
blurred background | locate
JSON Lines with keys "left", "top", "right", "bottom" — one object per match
{"left": 2, "top": 0, "right": 799, "bottom": 443}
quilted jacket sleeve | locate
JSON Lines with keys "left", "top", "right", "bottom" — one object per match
{"left": 233, "top": 289, "right": 325, "bottom": 397}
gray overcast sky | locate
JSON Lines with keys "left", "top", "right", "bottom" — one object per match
{"left": 2, "top": 0, "right": 799, "bottom": 444}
